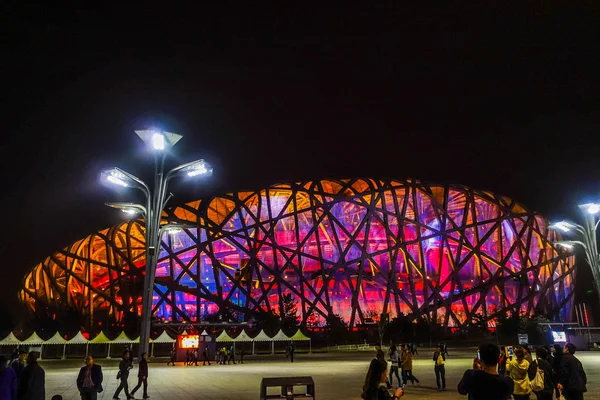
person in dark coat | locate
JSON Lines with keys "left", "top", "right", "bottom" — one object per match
{"left": 17, "top": 352, "right": 44, "bottom": 400}
{"left": 432, "top": 345, "right": 446, "bottom": 391}
{"left": 167, "top": 349, "right": 176, "bottom": 366}
{"left": 112, "top": 351, "right": 133, "bottom": 400}
{"left": 288, "top": 342, "right": 295, "bottom": 363}
{"left": 239, "top": 346, "right": 245, "bottom": 364}
{"left": 76, "top": 355, "right": 103, "bottom": 400}
{"left": 202, "top": 347, "right": 210, "bottom": 366}
{"left": 526, "top": 347, "right": 555, "bottom": 400}
{"left": 9, "top": 351, "right": 26, "bottom": 384}
{"left": 130, "top": 352, "right": 148, "bottom": 399}
{"left": 0, "top": 355, "right": 17, "bottom": 400}
{"left": 557, "top": 343, "right": 587, "bottom": 400}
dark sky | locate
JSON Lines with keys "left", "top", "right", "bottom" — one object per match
{"left": 2, "top": 4, "right": 600, "bottom": 314}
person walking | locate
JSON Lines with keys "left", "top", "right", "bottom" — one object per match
{"left": 288, "top": 342, "right": 295, "bottom": 363}
{"left": 112, "top": 351, "right": 133, "bottom": 400}
{"left": 193, "top": 349, "right": 199, "bottom": 366}
{"left": 166, "top": 349, "right": 176, "bottom": 366}
{"left": 388, "top": 345, "right": 401, "bottom": 388}
{"left": 457, "top": 343, "right": 513, "bottom": 400}
{"left": 202, "top": 347, "right": 210, "bottom": 366}
{"left": 557, "top": 343, "right": 587, "bottom": 400}
{"left": 76, "top": 355, "right": 103, "bottom": 400}
{"left": 506, "top": 347, "right": 531, "bottom": 400}
{"left": 17, "top": 352, "right": 45, "bottom": 400}
{"left": 227, "top": 345, "right": 236, "bottom": 365}
{"left": 10, "top": 351, "right": 26, "bottom": 385}
{"left": 0, "top": 355, "right": 17, "bottom": 400}
{"left": 130, "top": 352, "right": 149, "bottom": 399}
{"left": 239, "top": 346, "right": 245, "bottom": 364}
{"left": 432, "top": 345, "right": 446, "bottom": 391}
{"left": 400, "top": 346, "right": 419, "bottom": 385}
{"left": 527, "top": 347, "right": 555, "bottom": 400}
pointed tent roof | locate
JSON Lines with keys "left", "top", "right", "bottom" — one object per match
{"left": 111, "top": 332, "right": 135, "bottom": 344}
{"left": 151, "top": 331, "right": 175, "bottom": 343}
{"left": 22, "top": 332, "right": 44, "bottom": 345}
{"left": 89, "top": 332, "right": 112, "bottom": 344}
{"left": 289, "top": 329, "right": 311, "bottom": 341}
{"left": 68, "top": 332, "right": 89, "bottom": 344}
{"left": 233, "top": 330, "right": 253, "bottom": 342}
{"left": 44, "top": 332, "right": 67, "bottom": 344}
{"left": 130, "top": 336, "right": 140, "bottom": 343}
{"left": 271, "top": 330, "right": 291, "bottom": 341}
{"left": 200, "top": 330, "right": 209, "bottom": 336}
{"left": 252, "top": 330, "right": 274, "bottom": 342}
{"left": 0, "top": 332, "right": 22, "bottom": 345}
{"left": 215, "top": 330, "right": 234, "bottom": 342}
{"left": 181, "top": 330, "right": 188, "bottom": 335}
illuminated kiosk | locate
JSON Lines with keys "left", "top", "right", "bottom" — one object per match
{"left": 20, "top": 178, "right": 575, "bottom": 329}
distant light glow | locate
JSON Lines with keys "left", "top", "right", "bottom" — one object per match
{"left": 152, "top": 133, "right": 165, "bottom": 150}
{"left": 107, "top": 175, "right": 129, "bottom": 187}
{"left": 121, "top": 209, "right": 137, "bottom": 215}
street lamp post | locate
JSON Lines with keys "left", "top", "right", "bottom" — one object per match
{"left": 550, "top": 202, "right": 600, "bottom": 312}
{"left": 101, "top": 130, "right": 212, "bottom": 358}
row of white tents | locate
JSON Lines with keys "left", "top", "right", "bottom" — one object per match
{"left": 215, "top": 329, "right": 312, "bottom": 354}
{"left": 0, "top": 329, "right": 311, "bottom": 358}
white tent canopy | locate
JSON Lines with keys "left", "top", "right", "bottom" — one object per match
{"left": 22, "top": 332, "right": 44, "bottom": 345}
{"left": 233, "top": 330, "right": 253, "bottom": 342}
{"left": 252, "top": 330, "right": 273, "bottom": 342}
{"left": 152, "top": 331, "right": 175, "bottom": 343}
{"left": 68, "top": 332, "right": 89, "bottom": 344}
{"left": 44, "top": 332, "right": 67, "bottom": 344}
{"left": 200, "top": 330, "right": 209, "bottom": 336}
{"left": 0, "top": 332, "right": 22, "bottom": 346}
{"left": 215, "top": 330, "right": 234, "bottom": 342}
{"left": 271, "top": 330, "right": 291, "bottom": 341}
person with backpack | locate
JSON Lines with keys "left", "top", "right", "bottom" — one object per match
{"left": 400, "top": 345, "right": 419, "bottom": 385}
{"left": 506, "top": 347, "right": 532, "bottom": 400}
{"left": 527, "top": 347, "right": 555, "bottom": 400}
{"left": 432, "top": 345, "right": 446, "bottom": 391}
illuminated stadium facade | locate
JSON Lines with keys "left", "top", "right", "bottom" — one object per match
{"left": 20, "top": 179, "right": 575, "bottom": 329}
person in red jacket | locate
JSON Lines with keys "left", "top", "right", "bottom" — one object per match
{"left": 131, "top": 353, "right": 149, "bottom": 399}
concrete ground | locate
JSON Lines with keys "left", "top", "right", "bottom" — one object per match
{"left": 43, "top": 349, "right": 600, "bottom": 399}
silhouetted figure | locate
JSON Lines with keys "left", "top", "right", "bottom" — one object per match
{"left": 202, "top": 348, "right": 210, "bottom": 366}
{"left": 167, "top": 349, "right": 176, "bottom": 366}
{"left": 131, "top": 352, "right": 148, "bottom": 399}
{"left": 17, "top": 352, "right": 45, "bottom": 400}
{"left": 0, "top": 355, "right": 17, "bottom": 400}
{"left": 239, "top": 347, "right": 245, "bottom": 364}
{"left": 10, "top": 351, "right": 27, "bottom": 384}
{"left": 112, "top": 351, "right": 133, "bottom": 400}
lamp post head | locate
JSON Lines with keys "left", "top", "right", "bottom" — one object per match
{"left": 101, "top": 168, "right": 133, "bottom": 188}
{"left": 549, "top": 221, "right": 572, "bottom": 233}
{"left": 135, "top": 129, "right": 183, "bottom": 151}
{"left": 579, "top": 203, "right": 600, "bottom": 215}
{"left": 182, "top": 160, "right": 213, "bottom": 178}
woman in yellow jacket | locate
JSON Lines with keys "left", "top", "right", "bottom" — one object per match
{"left": 506, "top": 347, "right": 532, "bottom": 400}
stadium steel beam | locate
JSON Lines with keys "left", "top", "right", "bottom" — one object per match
{"left": 101, "top": 129, "right": 212, "bottom": 359}
{"left": 551, "top": 202, "right": 600, "bottom": 312}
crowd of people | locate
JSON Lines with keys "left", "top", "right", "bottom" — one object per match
{"left": 362, "top": 342, "right": 588, "bottom": 400}
{"left": 0, "top": 350, "right": 45, "bottom": 400}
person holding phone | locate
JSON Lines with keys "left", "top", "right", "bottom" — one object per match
{"left": 361, "top": 358, "right": 404, "bottom": 400}
{"left": 458, "top": 343, "right": 513, "bottom": 400}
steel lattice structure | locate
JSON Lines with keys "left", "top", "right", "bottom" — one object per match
{"left": 20, "top": 178, "right": 575, "bottom": 328}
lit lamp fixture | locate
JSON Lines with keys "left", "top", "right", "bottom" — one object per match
{"left": 550, "top": 201, "right": 600, "bottom": 312}
{"left": 100, "top": 129, "right": 211, "bottom": 359}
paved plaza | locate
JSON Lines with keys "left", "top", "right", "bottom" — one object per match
{"left": 43, "top": 349, "right": 600, "bottom": 399}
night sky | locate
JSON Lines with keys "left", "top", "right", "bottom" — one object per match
{"left": 2, "top": 4, "right": 600, "bottom": 316}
